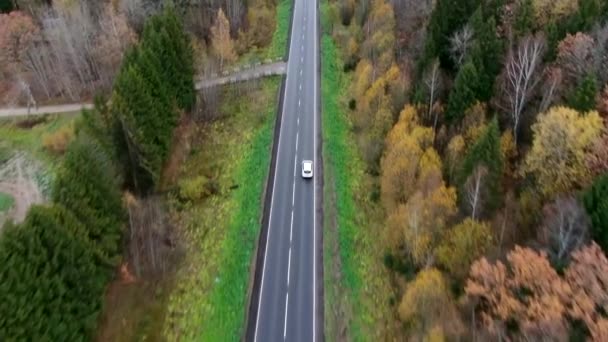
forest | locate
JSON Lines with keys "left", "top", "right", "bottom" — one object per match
{"left": 323, "top": 0, "right": 608, "bottom": 340}
{"left": 0, "top": 0, "right": 286, "bottom": 339}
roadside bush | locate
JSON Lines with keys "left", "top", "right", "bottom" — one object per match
{"left": 178, "top": 175, "right": 211, "bottom": 202}
{"left": 42, "top": 124, "right": 74, "bottom": 155}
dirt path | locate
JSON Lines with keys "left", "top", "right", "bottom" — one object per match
{"left": 1, "top": 62, "right": 287, "bottom": 118}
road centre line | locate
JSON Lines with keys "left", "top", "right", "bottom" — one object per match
{"left": 287, "top": 246, "right": 292, "bottom": 285}
{"left": 283, "top": 293, "right": 289, "bottom": 339}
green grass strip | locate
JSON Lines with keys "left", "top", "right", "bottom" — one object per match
{"left": 0, "top": 192, "right": 14, "bottom": 212}
{"left": 321, "top": 34, "right": 367, "bottom": 341}
{"left": 266, "top": 0, "right": 292, "bottom": 60}
{"left": 198, "top": 86, "right": 277, "bottom": 341}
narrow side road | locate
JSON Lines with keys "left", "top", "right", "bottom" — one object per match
{"left": 0, "top": 63, "right": 287, "bottom": 118}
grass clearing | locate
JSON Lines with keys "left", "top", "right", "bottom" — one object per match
{"left": 163, "top": 77, "right": 279, "bottom": 341}
{"left": 0, "top": 113, "right": 78, "bottom": 166}
{"left": 321, "top": 27, "right": 395, "bottom": 342}
{"left": 0, "top": 192, "right": 14, "bottom": 212}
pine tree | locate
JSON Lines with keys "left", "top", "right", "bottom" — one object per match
{"left": 0, "top": 0, "right": 13, "bottom": 13}
{"left": 568, "top": 74, "right": 598, "bottom": 112}
{"left": 458, "top": 118, "right": 503, "bottom": 212}
{"left": 469, "top": 8, "right": 503, "bottom": 101}
{"left": 113, "top": 62, "right": 174, "bottom": 189}
{"left": 53, "top": 138, "right": 125, "bottom": 259}
{"left": 583, "top": 174, "right": 608, "bottom": 252}
{"left": 445, "top": 61, "right": 479, "bottom": 124}
{"left": 161, "top": 6, "right": 195, "bottom": 110}
{"left": 514, "top": 0, "right": 534, "bottom": 37}
{"left": 0, "top": 205, "right": 108, "bottom": 341}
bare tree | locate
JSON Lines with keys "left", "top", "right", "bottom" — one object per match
{"left": 501, "top": 34, "right": 545, "bottom": 146}
{"left": 556, "top": 32, "right": 595, "bottom": 83}
{"left": 538, "top": 66, "right": 562, "bottom": 113}
{"left": 539, "top": 196, "right": 589, "bottom": 264}
{"left": 422, "top": 58, "right": 442, "bottom": 132}
{"left": 464, "top": 165, "right": 488, "bottom": 220}
{"left": 449, "top": 25, "right": 473, "bottom": 67}
{"left": 125, "top": 193, "right": 180, "bottom": 278}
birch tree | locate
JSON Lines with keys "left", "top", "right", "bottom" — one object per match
{"left": 211, "top": 8, "right": 236, "bottom": 70}
{"left": 539, "top": 196, "right": 589, "bottom": 264}
{"left": 501, "top": 34, "right": 545, "bottom": 146}
{"left": 422, "top": 58, "right": 442, "bottom": 132}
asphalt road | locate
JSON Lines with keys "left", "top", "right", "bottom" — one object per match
{"left": 252, "top": 0, "right": 320, "bottom": 339}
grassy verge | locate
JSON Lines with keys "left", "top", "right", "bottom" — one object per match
{"left": 163, "top": 77, "right": 280, "bottom": 341}
{"left": 266, "top": 0, "right": 292, "bottom": 59}
{"left": 0, "top": 192, "right": 14, "bottom": 212}
{"left": 321, "top": 26, "right": 394, "bottom": 342}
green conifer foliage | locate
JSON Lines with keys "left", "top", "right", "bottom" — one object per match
{"left": 53, "top": 138, "right": 125, "bottom": 259}
{"left": 568, "top": 74, "right": 598, "bottom": 112}
{"left": 445, "top": 62, "right": 479, "bottom": 124}
{"left": 469, "top": 8, "right": 503, "bottom": 101}
{"left": 583, "top": 174, "right": 608, "bottom": 252}
{"left": 0, "top": 205, "right": 108, "bottom": 341}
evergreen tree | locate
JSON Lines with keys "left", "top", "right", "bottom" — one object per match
{"left": 568, "top": 74, "right": 598, "bottom": 112}
{"left": 141, "top": 7, "right": 195, "bottom": 111}
{"left": 0, "top": 0, "right": 13, "bottom": 13}
{"left": 514, "top": 0, "right": 534, "bottom": 37}
{"left": 0, "top": 205, "right": 108, "bottom": 341}
{"left": 458, "top": 118, "right": 503, "bottom": 212}
{"left": 113, "top": 62, "right": 175, "bottom": 190}
{"left": 445, "top": 61, "right": 480, "bottom": 124}
{"left": 469, "top": 8, "right": 503, "bottom": 101}
{"left": 583, "top": 174, "right": 608, "bottom": 252}
{"left": 53, "top": 138, "right": 125, "bottom": 259}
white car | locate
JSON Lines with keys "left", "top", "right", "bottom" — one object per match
{"left": 302, "top": 160, "right": 313, "bottom": 179}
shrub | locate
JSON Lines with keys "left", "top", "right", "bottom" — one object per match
{"left": 42, "top": 124, "right": 74, "bottom": 155}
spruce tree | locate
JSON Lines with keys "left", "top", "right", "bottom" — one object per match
{"left": 0, "top": 0, "right": 13, "bottom": 13}
{"left": 458, "top": 118, "right": 503, "bottom": 212}
{"left": 514, "top": 0, "right": 534, "bottom": 37}
{"left": 0, "top": 205, "right": 108, "bottom": 341}
{"left": 53, "top": 138, "right": 125, "bottom": 259}
{"left": 113, "top": 63, "right": 174, "bottom": 189}
{"left": 445, "top": 61, "right": 479, "bottom": 124}
{"left": 568, "top": 74, "right": 598, "bottom": 112}
{"left": 469, "top": 8, "right": 503, "bottom": 101}
{"left": 583, "top": 174, "right": 608, "bottom": 252}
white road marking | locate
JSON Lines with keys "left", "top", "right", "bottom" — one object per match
{"left": 283, "top": 292, "right": 289, "bottom": 339}
{"left": 297, "top": 117, "right": 300, "bottom": 126}
{"left": 290, "top": 211, "right": 294, "bottom": 242}
{"left": 301, "top": 56, "right": 304, "bottom": 63}
{"left": 296, "top": 132, "right": 299, "bottom": 150}
{"left": 301, "top": 45, "right": 304, "bottom": 52}
{"left": 300, "top": 69, "right": 303, "bottom": 76}
{"left": 292, "top": 179, "right": 296, "bottom": 206}
{"left": 298, "top": 99, "right": 301, "bottom": 107}
{"left": 300, "top": 83, "right": 302, "bottom": 91}
{"left": 287, "top": 246, "right": 292, "bottom": 285}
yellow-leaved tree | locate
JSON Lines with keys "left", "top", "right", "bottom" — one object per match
{"left": 532, "top": 0, "right": 579, "bottom": 26}
{"left": 211, "top": 8, "right": 236, "bottom": 69}
{"left": 436, "top": 218, "right": 493, "bottom": 279}
{"left": 399, "top": 268, "right": 464, "bottom": 340}
{"left": 522, "top": 106, "right": 603, "bottom": 197}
